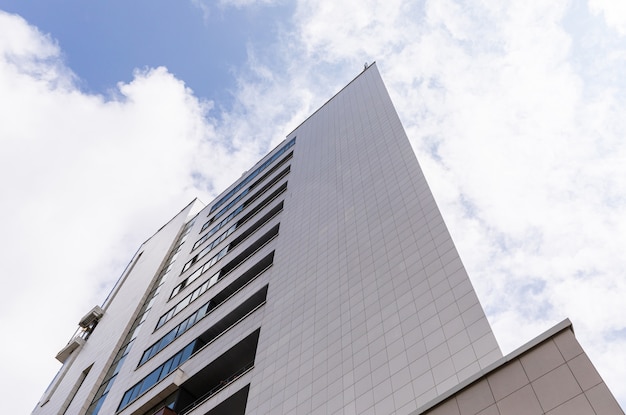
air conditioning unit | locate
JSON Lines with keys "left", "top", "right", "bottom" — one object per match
{"left": 78, "top": 305, "right": 104, "bottom": 328}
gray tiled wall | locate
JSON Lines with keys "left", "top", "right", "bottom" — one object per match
{"left": 244, "top": 65, "right": 501, "bottom": 414}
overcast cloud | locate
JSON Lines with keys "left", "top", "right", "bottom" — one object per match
{"left": 1, "top": 0, "right": 625, "bottom": 412}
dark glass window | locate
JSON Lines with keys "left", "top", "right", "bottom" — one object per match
{"left": 208, "top": 137, "right": 295, "bottom": 214}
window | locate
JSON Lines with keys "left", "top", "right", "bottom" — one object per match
{"left": 157, "top": 225, "right": 279, "bottom": 330}
{"left": 200, "top": 163, "right": 290, "bottom": 233}
{"left": 119, "top": 342, "right": 198, "bottom": 412}
{"left": 194, "top": 179, "right": 287, "bottom": 251}
{"left": 179, "top": 199, "right": 283, "bottom": 291}
{"left": 138, "top": 255, "right": 272, "bottom": 367}
{"left": 208, "top": 138, "right": 295, "bottom": 214}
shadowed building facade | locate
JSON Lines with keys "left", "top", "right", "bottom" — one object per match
{"left": 33, "top": 64, "right": 622, "bottom": 415}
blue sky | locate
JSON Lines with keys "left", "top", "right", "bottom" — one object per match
{"left": 0, "top": 0, "right": 293, "bottom": 102}
{"left": 1, "top": 1, "right": 626, "bottom": 413}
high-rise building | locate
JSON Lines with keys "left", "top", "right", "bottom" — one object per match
{"left": 33, "top": 64, "right": 622, "bottom": 415}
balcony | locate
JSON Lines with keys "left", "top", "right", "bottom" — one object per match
{"left": 174, "top": 329, "right": 259, "bottom": 414}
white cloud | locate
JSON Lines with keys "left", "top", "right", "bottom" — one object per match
{"left": 190, "top": 0, "right": 282, "bottom": 20}
{"left": 295, "top": 0, "right": 408, "bottom": 64}
{"left": 0, "top": 11, "right": 261, "bottom": 412}
{"left": 190, "top": 0, "right": 211, "bottom": 22}
{"left": 589, "top": 0, "right": 626, "bottom": 35}
{"left": 219, "top": 0, "right": 281, "bottom": 7}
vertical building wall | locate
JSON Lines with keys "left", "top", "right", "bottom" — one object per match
{"left": 245, "top": 64, "right": 501, "bottom": 414}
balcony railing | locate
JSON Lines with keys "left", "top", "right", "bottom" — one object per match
{"left": 178, "top": 362, "right": 254, "bottom": 415}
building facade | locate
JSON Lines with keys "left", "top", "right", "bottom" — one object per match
{"left": 33, "top": 64, "right": 622, "bottom": 415}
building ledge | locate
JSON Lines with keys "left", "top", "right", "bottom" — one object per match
{"left": 413, "top": 318, "right": 574, "bottom": 414}
{"left": 55, "top": 336, "right": 85, "bottom": 363}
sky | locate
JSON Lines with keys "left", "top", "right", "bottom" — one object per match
{"left": 0, "top": 0, "right": 625, "bottom": 413}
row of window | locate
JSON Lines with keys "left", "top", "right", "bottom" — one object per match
{"left": 85, "top": 219, "right": 196, "bottom": 415}
{"left": 156, "top": 263, "right": 221, "bottom": 330}
{"left": 118, "top": 341, "right": 198, "bottom": 411}
{"left": 208, "top": 137, "right": 295, "bottom": 215}
{"left": 123, "top": 314, "right": 265, "bottom": 413}
{"left": 171, "top": 266, "right": 217, "bottom": 301}
{"left": 174, "top": 196, "right": 286, "bottom": 305}
{"left": 193, "top": 174, "right": 289, "bottom": 254}
{"left": 156, "top": 224, "right": 280, "bottom": 330}
{"left": 180, "top": 198, "right": 285, "bottom": 293}
{"left": 140, "top": 297, "right": 214, "bottom": 367}
{"left": 201, "top": 159, "right": 292, "bottom": 234}
{"left": 171, "top": 205, "right": 282, "bottom": 305}
{"left": 182, "top": 241, "right": 229, "bottom": 275}
{"left": 139, "top": 260, "right": 272, "bottom": 367}
{"left": 193, "top": 205, "right": 243, "bottom": 251}
{"left": 207, "top": 189, "right": 250, "bottom": 228}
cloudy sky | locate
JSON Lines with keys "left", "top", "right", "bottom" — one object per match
{"left": 1, "top": 0, "right": 625, "bottom": 412}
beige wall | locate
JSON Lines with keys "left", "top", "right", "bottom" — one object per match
{"left": 419, "top": 322, "right": 624, "bottom": 415}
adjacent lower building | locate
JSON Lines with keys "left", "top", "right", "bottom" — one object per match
{"left": 33, "top": 64, "right": 623, "bottom": 415}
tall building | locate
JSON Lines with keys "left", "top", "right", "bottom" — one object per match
{"left": 33, "top": 64, "right": 622, "bottom": 415}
